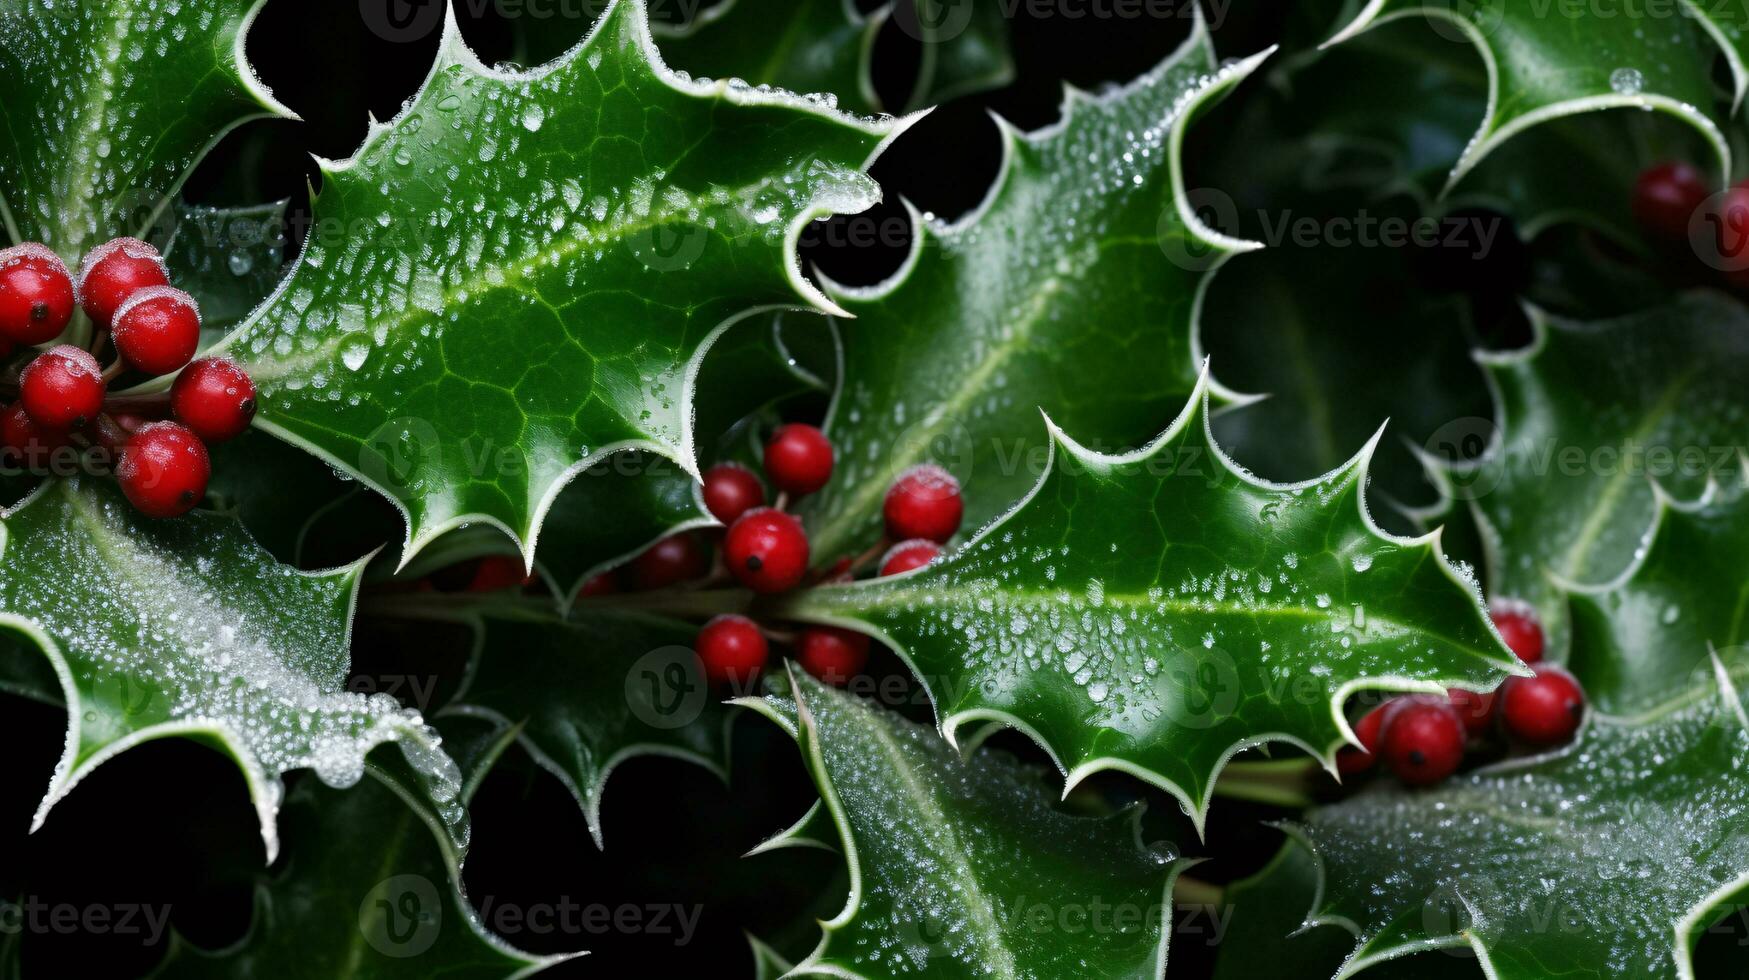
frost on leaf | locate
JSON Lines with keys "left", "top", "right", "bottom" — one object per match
{"left": 0, "top": 0, "right": 293, "bottom": 262}
{"left": 1568, "top": 475, "right": 1749, "bottom": 714}
{"left": 223, "top": 0, "right": 903, "bottom": 568}
{"left": 1289, "top": 670, "right": 1749, "bottom": 980}
{"left": 778, "top": 669, "right": 1185, "bottom": 980}
{"left": 1325, "top": 0, "right": 1729, "bottom": 188}
{"left": 781, "top": 370, "right": 1524, "bottom": 831}
{"left": 0, "top": 479, "right": 462, "bottom": 862}
{"left": 795, "top": 14, "right": 1269, "bottom": 559}
{"left": 1457, "top": 294, "right": 1749, "bottom": 652}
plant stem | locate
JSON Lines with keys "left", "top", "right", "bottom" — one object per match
{"left": 1173, "top": 874, "right": 1223, "bottom": 908}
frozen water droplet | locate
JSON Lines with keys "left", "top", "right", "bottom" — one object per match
{"left": 1610, "top": 68, "right": 1643, "bottom": 95}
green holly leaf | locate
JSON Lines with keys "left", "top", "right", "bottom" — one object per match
{"left": 1214, "top": 837, "right": 1481, "bottom": 980}
{"left": 772, "top": 669, "right": 1187, "bottom": 979}
{"left": 1287, "top": 668, "right": 1749, "bottom": 980}
{"left": 779, "top": 374, "right": 1526, "bottom": 832}
{"left": 1324, "top": 0, "right": 1729, "bottom": 189}
{"left": 0, "top": 478, "right": 462, "bottom": 862}
{"left": 516, "top": 0, "right": 1012, "bottom": 113}
{"left": 1567, "top": 475, "right": 1749, "bottom": 714}
{"left": 437, "top": 604, "right": 736, "bottom": 847}
{"left": 654, "top": 0, "right": 882, "bottom": 114}
{"left": 536, "top": 313, "right": 827, "bottom": 602}
{"left": 1456, "top": 293, "right": 1749, "bottom": 652}
{"left": 216, "top": 0, "right": 904, "bottom": 567}
{"left": 154, "top": 726, "right": 574, "bottom": 979}
{"left": 796, "top": 20, "right": 1270, "bottom": 560}
{"left": 163, "top": 199, "right": 289, "bottom": 339}
{"left": 0, "top": 0, "right": 294, "bottom": 263}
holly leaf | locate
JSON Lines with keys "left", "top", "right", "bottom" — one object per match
{"left": 0, "top": 0, "right": 294, "bottom": 263}
{"left": 153, "top": 727, "right": 574, "bottom": 979}
{"left": 1214, "top": 837, "right": 1480, "bottom": 980}
{"left": 518, "top": 0, "right": 1012, "bottom": 113}
{"left": 163, "top": 199, "right": 290, "bottom": 339}
{"left": 1566, "top": 474, "right": 1749, "bottom": 714}
{"left": 1324, "top": 0, "right": 1730, "bottom": 189}
{"left": 1454, "top": 293, "right": 1749, "bottom": 651}
{"left": 1287, "top": 667, "right": 1749, "bottom": 980}
{"left": 773, "top": 669, "right": 1187, "bottom": 979}
{"left": 439, "top": 604, "right": 736, "bottom": 847}
{"left": 779, "top": 373, "right": 1526, "bottom": 832}
{"left": 217, "top": 0, "right": 905, "bottom": 567}
{"left": 796, "top": 19, "right": 1271, "bottom": 560}
{"left": 653, "top": 0, "right": 882, "bottom": 114}
{"left": 0, "top": 478, "right": 462, "bottom": 862}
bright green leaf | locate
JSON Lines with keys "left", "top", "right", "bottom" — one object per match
{"left": 796, "top": 20, "right": 1270, "bottom": 559}
{"left": 0, "top": 0, "right": 293, "bottom": 263}
{"left": 0, "top": 478, "right": 462, "bottom": 862}
{"left": 779, "top": 374, "right": 1525, "bottom": 831}
{"left": 1289, "top": 671, "right": 1749, "bottom": 980}
{"left": 220, "top": 0, "right": 904, "bottom": 567}
{"left": 775, "top": 669, "right": 1186, "bottom": 979}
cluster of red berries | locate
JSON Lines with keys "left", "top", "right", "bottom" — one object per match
{"left": 1337, "top": 602, "right": 1586, "bottom": 786}
{"left": 0, "top": 238, "right": 257, "bottom": 517}
{"left": 570, "top": 422, "right": 965, "bottom": 692}
{"left": 1633, "top": 161, "right": 1749, "bottom": 288}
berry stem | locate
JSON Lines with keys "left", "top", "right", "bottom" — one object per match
{"left": 100, "top": 356, "right": 125, "bottom": 384}
{"left": 102, "top": 391, "right": 171, "bottom": 412}
{"left": 846, "top": 537, "right": 889, "bottom": 576}
{"left": 573, "top": 585, "right": 753, "bottom": 619}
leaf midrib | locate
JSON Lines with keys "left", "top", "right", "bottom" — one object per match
{"left": 843, "top": 700, "right": 1021, "bottom": 980}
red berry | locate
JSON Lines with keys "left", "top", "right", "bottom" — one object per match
{"left": 702, "top": 462, "right": 764, "bottom": 525}
{"left": 883, "top": 463, "right": 963, "bottom": 542}
{"left": 1447, "top": 688, "right": 1498, "bottom": 736}
{"left": 112, "top": 286, "right": 200, "bottom": 375}
{"left": 796, "top": 626, "right": 869, "bottom": 686}
{"left": 723, "top": 507, "right": 809, "bottom": 593}
{"left": 0, "top": 401, "right": 70, "bottom": 472}
{"left": 467, "top": 555, "right": 532, "bottom": 592}
{"left": 1500, "top": 664, "right": 1585, "bottom": 746}
{"left": 0, "top": 243, "right": 76, "bottom": 345}
{"left": 1379, "top": 697, "right": 1466, "bottom": 786}
{"left": 696, "top": 614, "right": 769, "bottom": 689}
{"left": 170, "top": 357, "right": 257, "bottom": 443}
{"left": 627, "top": 533, "right": 708, "bottom": 590}
{"left": 1489, "top": 601, "right": 1545, "bottom": 664}
{"left": 578, "top": 572, "right": 618, "bottom": 598}
{"left": 76, "top": 237, "right": 168, "bottom": 327}
{"left": 1335, "top": 700, "right": 1393, "bottom": 775}
{"left": 763, "top": 423, "right": 833, "bottom": 496}
{"left": 879, "top": 538, "right": 940, "bottom": 576}
{"left": 19, "top": 344, "right": 104, "bottom": 430}
{"left": 1633, "top": 161, "right": 1710, "bottom": 245}
{"left": 117, "top": 421, "right": 209, "bottom": 518}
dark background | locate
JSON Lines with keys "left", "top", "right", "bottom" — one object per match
{"left": 0, "top": 1, "right": 1568, "bottom": 978}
